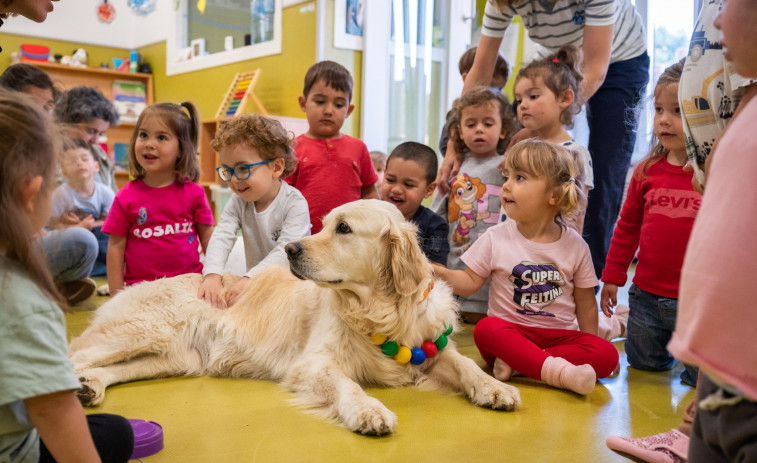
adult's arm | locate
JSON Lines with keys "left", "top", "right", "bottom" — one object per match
{"left": 461, "top": 35, "right": 505, "bottom": 94}
{"left": 578, "top": 24, "right": 613, "bottom": 103}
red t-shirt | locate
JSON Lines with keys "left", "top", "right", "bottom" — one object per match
{"left": 286, "top": 134, "right": 378, "bottom": 233}
{"left": 102, "top": 179, "right": 214, "bottom": 285}
{"left": 601, "top": 159, "right": 702, "bottom": 298}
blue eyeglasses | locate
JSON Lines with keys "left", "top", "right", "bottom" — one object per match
{"left": 216, "top": 159, "right": 273, "bottom": 181}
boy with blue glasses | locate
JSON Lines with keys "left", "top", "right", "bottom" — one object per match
{"left": 197, "top": 114, "right": 310, "bottom": 308}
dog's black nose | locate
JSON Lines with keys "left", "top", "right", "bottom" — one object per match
{"left": 285, "top": 242, "right": 302, "bottom": 259}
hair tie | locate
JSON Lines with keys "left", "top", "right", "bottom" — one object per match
{"left": 553, "top": 58, "right": 560, "bottom": 63}
{"left": 568, "top": 177, "right": 575, "bottom": 183}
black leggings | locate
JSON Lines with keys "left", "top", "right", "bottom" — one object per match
{"left": 39, "top": 413, "right": 134, "bottom": 463}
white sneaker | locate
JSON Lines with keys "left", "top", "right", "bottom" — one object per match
{"left": 96, "top": 284, "right": 110, "bottom": 296}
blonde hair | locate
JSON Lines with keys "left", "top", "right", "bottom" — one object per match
{"left": 129, "top": 102, "right": 201, "bottom": 182}
{"left": 0, "top": 89, "right": 66, "bottom": 310}
{"left": 210, "top": 114, "right": 298, "bottom": 178}
{"left": 448, "top": 86, "right": 517, "bottom": 155}
{"left": 635, "top": 58, "right": 685, "bottom": 179}
{"left": 505, "top": 139, "right": 586, "bottom": 228}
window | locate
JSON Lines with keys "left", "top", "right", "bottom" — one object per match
{"left": 167, "top": 0, "right": 282, "bottom": 76}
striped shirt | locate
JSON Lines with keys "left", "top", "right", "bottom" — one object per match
{"left": 482, "top": 0, "right": 646, "bottom": 64}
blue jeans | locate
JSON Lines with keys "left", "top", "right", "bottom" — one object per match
{"left": 91, "top": 226, "right": 109, "bottom": 277}
{"left": 40, "top": 227, "right": 98, "bottom": 282}
{"left": 584, "top": 52, "right": 650, "bottom": 279}
{"left": 626, "top": 284, "right": 699, "bottom": 384}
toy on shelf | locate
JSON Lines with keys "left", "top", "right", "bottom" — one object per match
{"left": 215, "top": 70, "right": 267, "bottom": 119}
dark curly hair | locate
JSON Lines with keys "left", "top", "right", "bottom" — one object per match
{"left": 53, "top": 86, "right": 119, "bottom": 125}
{"left": 210, "top": 114, "right": 297, "bottom": 179}
{"left": 448, "top": 86, "right": 517, "bottom": 155}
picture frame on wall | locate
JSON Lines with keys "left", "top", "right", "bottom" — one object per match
{"left": 190, "top": 38, "right": 206, "bottom": 58}
{"left": 334, "top": 0, "right": 364, "bottom": 50}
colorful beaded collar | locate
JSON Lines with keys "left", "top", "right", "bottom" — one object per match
{"left": 370, "top": 325, "right": 453, "bottom": 365}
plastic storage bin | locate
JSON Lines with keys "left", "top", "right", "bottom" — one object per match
{"left": 210, "top": 184, "right": 233, "bottom": 223}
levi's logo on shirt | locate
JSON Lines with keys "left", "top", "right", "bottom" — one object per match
{"left": 645, "top": 188, "right": 701, "bottom": 219}
{"left": 509, "top": 262, "right": 565, "bottom": 317}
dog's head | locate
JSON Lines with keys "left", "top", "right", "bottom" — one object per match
{"left": 285, "top": 200, "right": 428, "bottom": 299}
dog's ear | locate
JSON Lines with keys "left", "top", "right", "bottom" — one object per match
{"left": 380, "top": 219, "right": 427, "bottom": 297}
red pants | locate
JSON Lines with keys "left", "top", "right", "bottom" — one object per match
{"left": 473, "top": 316, "right": 619, "bottom": 380}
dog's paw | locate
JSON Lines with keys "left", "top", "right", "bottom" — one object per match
{"left": 468, "top": 378, "right": 521, "bottom": 411}
{"left": 76, "top": 376, "right": 105, "bottom": 407}
{"left": 342, "top": 396, "right": 398, "bottom": 436}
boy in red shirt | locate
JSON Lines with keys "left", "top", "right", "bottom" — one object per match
{"left": 286, "top": 61, "right": 378, "bottom": 233}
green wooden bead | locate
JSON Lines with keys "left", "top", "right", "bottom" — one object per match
{"left": 381, "top": 341, "right": 399, "bottom": 356}
{"left": 435, "top": 334, "right": 448, "bottom": 350}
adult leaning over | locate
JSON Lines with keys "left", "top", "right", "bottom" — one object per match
{"left": 54, "top": 86, "right": 120, "bottom": 193}
{"left": 437, "top": 0, "right": 649, "bottom": 280}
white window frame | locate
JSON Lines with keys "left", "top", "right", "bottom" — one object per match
{"left": 166, "top": 0, "right": 284, "bottom": 76}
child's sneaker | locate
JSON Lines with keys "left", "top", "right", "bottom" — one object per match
{"left": 606, "top": 429, "right": 688, "bottom": 463}
{"left": 57, "top": 277, "right": 96, "bottom": 305}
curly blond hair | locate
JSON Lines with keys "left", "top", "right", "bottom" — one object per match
{"left": 211, "top": 114, "right": 297, "bottom": 178}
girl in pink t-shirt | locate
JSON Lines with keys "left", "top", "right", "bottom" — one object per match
{"left": 433, "top": 139, "right": 618, "bottom": 395}
{"left": 103, "top": 102, "right": 214, "bottom": 294}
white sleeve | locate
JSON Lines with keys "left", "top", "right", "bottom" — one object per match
{"left": 481, "top": 0, "right": 514, "bottom": 38}
{"left": 202, "top": 194, "right": 243, "bottom": 276}
{"left": 244, "top": 189, "right": 311, "bottom": 279}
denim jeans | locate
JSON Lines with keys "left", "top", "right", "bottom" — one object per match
{"left": 40, "top": 227, "right": 98, "bottom": 282}
{"left": 626, "top": 284, "right": 698, "bottom": 385}
{"left": 91, "top": 226, "right": 109, "bottom": 277}
{"left": 584, "top": 52, "right": 651, "bottom": 279}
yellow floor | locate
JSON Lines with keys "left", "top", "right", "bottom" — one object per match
{"left": 67, "top": 289, "right": 694, "bottom": 463}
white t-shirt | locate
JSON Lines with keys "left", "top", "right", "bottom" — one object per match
{"left": 203, "top": 181, "right": 311, "bottom": 279}
{"left": 482, "top": 0, "right": 646, "bottom": 64}
{"left": 462, "top": 219, "right": 597, "bottom": 330}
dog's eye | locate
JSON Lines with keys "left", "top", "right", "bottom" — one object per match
{"left": 336, "top": 222, "right": 352, "bottom": 234}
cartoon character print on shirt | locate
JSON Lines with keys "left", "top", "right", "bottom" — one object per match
{"left": 509, "top": 261, "right": 566, "bottom": 318}
{"left": 447, "top": 173, "right": 491, "bottom": 254}
{"left": 131, "top": 206, "right": 196, "bottom": 242}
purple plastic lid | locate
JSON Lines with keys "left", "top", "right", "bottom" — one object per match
{"left": 128, "top": 419, "right": 164, "bottom": 459}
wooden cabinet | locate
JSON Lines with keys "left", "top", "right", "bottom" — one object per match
{"left": 31, "top": 61, "right": 154, "bottom": 189}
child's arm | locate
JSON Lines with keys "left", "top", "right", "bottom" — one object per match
{"left": 574, "top": 286, "right": 599, "bottom": 336}
{"left": 197, "top": 223, "right": 214, "bottom": 255}
{"left": 599, "top": 283, "right": 619, "bottom": 317}
{"left": 25, "top": 391, "right": 100, "bottom": 462}
{"left": 431, "top": 263, "right": 487, "bottom": 296}
{"left": 361, "top": 184, "right": 379, "bottom": 200}
{"left": 107, "top": 234, "right": 126, "bottom": 294}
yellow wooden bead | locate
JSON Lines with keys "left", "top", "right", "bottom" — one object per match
{"left": 395, "top": 346, "right": 412, "bottom": 364}
{"left": 370, "top": 334, "right": 387, "bottom": 345}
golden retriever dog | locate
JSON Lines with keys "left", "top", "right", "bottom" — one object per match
{"left": 70, "top": 200, "right": 520, "bottom": 435}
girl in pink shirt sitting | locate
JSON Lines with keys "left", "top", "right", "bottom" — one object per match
{"left": 103, "top": 102, "right": 214, "bottom": 294}
{"left": 433, "top": 139, "right": 618, "bottom": 395}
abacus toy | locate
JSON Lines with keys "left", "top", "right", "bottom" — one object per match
{"left": 215, "top": 70, "right": 268, "bottom": 119}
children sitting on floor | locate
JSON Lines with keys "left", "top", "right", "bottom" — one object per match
{"left": 433, "top": 139, "right": 619, "bottom": 395}
{"left": 286, "top": 60, "right": 378, "bottom": 234}
{"left": 197, "top": 114, "right": 310, "bottom": 308}
{"left": 102, "top": 102, "right": 214, "bottom": 295}
{"left": 431, "top": 86, "right": 517, "bottom": 323}
{"left": 381, "top": 141, "right": 449, "bottom": 265}
{"left": 48, "top": 138, "right": 115, "bottom": 277}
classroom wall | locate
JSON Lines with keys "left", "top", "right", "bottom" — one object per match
{"left": 0, "top": 3, "right": 319, "bottom": 123}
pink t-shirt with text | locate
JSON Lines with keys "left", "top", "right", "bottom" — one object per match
{"left": 102, "top": 179, "right": 214, "bottom": 285}
{"left": 462, "top": 220, "right": 598, "bottom": 330}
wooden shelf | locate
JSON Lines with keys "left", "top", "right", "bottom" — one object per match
{"left": 29, "top": 61, "right": 154, "bottom": 164}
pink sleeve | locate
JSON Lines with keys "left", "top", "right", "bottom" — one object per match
{"left": 460, "top": 230, "right": 493, "bottom": 279}
{"left": 573, "top": 239, "right": 599, "bottom": 289}
{"left": 101, "top": 189, "right": 130, "bottom": 236}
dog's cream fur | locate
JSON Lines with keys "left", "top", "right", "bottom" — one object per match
{"left": 70, "top": 200, "right": 520, "bottom": 434}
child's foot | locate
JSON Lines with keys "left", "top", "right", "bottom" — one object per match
{"left": 540, "top": 356, "right": 596, "bottom": 395}
{"left": 597, "top": 303, "right": 630, "bottom": 340}
{"left": 493, "top": 358, "right": 519, "bottom": 381}
{"left": 96, "top": 284, "right": 110, "bottom": 297}
{"left": 615, "top": 304, "right": 629, "bottom": 337}
{"left": 56, "top": 277, "right": 96, "bottom": 305}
